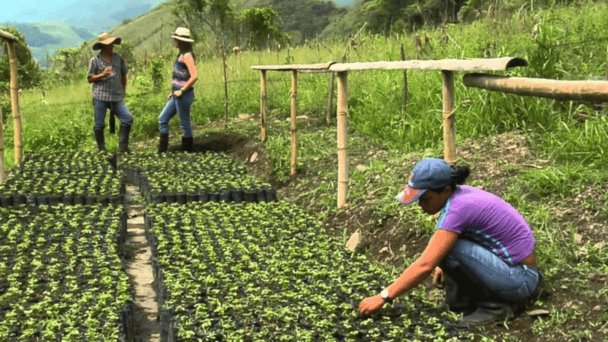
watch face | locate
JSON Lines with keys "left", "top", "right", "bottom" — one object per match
{"left": 381, "top": 289, "right": 390, "bottom": 299}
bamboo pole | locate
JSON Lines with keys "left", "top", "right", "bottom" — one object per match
{"left": 290, "top": 70, "right": 298, "bottom": 177}
{"left": 336, "top": 72, "right": 349, "bottom": 208}
{"left": 326, "top": 73, "right": 335, "bottom": 125}
{"left": 400, "top": 44, "right": 408, "bottom": 115}
{"left": 259, "top": 70, "right": 268, "bottom": 142}
{"left": 463, "top": 74, "right": 608, "bottom": 102}
{"left": 0, "top": 104, "right": 5, "bottom": 184}
{"left": 442, "top": 70, "right": 456, "bottom": 165}
{"left": 6, "top": 41, "right": 22, "bottom": 164}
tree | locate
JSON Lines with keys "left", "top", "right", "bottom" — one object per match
{"left": 238, "top": 7, "right": 284, "bottom": 50}
{"left": 0, "top": 27, "right": 42, "bottom": 90}
{"left": 0, "top": 27, "right": 42, "bottom": 121}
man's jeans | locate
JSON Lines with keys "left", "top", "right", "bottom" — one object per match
{"left": 158, "top": 90, "right": 194, "bottom": 137}
{"left": 440, "top": 239, "right": 540, "bottom": 303}
{"left": 93, "top": 99, "right": 133, "bottom": 131}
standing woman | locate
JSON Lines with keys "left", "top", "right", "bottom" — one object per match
{"left": 158, "top": 27, "right": 198, "bottom": 153}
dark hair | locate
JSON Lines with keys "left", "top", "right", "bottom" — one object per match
{"left": 175, "top": 40, "right": 196, "bottom": 61}
{"left": 451, "top": 165, "right": 470, "bottom": 185}
{"left": 428, "top": 165, "right": 470, "bottom": 192}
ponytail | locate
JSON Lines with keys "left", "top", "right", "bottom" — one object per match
{"left": 451, "top": 165, "right": 470, "bottom": 185}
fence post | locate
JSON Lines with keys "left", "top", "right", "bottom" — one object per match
{"left": 400, "top": 44, "right": 408, "bottom": 115}
{"left": 259, "top": 70, "right": 267, "bottom": 142}
{"left": 6, "top": 40, "right": 22, "bottom": 164}
{"left": 0, "top": 104, "right": 4, "bottom": 184}
{"left": 326, "top": 73, "right": 335, "bottom": 125}
{"left": 442, "top": 70, "right": 456, "bottom": 165}
{"left": 337, "top": 71, "right": 349, "bottom": 208}
{"left": 290, "top": 70, "right": 298, "bottom": 177}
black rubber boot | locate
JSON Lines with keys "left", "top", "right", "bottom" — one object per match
{"left": 457, "top": 301, "right": 516, "bottom": 326}
{"left": 94, "top": 129, "right": 106, "bottom": 151}
{"left": 158, "top": 133, "right": 169, "bottom": 154}
{"left": 182, "top": 136, "right": 193, "bottom": 152}
{"left": 443, "top": 274, "right": 477, "bottom": 315}
{"left": 118, "top": 124, "right": 131, "bottom": 153}
{"left": 442, "top": 265, "right": 492, "bottom": 315}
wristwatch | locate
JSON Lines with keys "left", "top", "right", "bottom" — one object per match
{"left": 380, "top": 288, "right": 393, "bottom": 303}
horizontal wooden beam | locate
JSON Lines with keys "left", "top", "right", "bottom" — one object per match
{"left": 463, "top": 73, "right": 608, "bottom": 102}
{"left": 251, "top": 57, "right": 527, "bottom": 73}
{"left": 0, "top": 30, "right": 17, "bottom": 41}
{"left": 251, "top": 62, "right": 335, "bottom": 72}
{"left": 329, "top": 57, "right": 527, "bottom": 72}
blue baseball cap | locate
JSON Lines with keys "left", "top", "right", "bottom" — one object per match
{"left": 395, "top": 158, "right": 453, "bottom": 205}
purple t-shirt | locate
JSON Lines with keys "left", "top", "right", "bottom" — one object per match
{"left": 437, "top": 185, "right": 535, "bottom": 265}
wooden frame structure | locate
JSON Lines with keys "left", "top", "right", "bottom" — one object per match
{"left": 0, "top": 29, "right": 22, "bottom": 184}
{"left": 252, "top": 57, "right": 528, "bottom": 207}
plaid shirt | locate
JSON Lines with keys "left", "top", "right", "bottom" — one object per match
{"left": 88, "top": 53, "right": 128, "bottom": 102}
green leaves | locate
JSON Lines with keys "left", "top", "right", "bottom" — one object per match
{"left": 0, "top": 204, "right": 130, "bottom": 341}
{"left": 147, "top": 201, "right": 461, "bottom": 339}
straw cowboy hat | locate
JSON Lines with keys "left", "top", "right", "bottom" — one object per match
{"left": 93, "top": 32, "right": 122, "bottom": 50}
{"left": 171, "top": 27, "right": 194, "bottom": 43}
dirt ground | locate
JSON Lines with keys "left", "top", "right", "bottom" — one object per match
{"left": 125, "top": 188, "right": 160, "bottom": 342}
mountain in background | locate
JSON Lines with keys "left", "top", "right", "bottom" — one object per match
{"left": 10, "top": 22, "right": 95, "bottom": 67}
{"left": 2, "top": 0, "right": 357, "bottom": 67}
{"left": 0, "top": 0, "right": 166, "bottom": 33}
{"left": 1, "top": 0, "right": 166, "bottom": 67}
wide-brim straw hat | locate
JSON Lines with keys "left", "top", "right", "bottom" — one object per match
{"left": 93, "top": 32, "right": 122, "bottom": 50}
{"left": 171, "top": 27, "right": 194, "bottom": 43}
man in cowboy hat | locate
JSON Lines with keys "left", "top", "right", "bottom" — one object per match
{"left": 87, "top": 32, "right": 133, "bottom": 152}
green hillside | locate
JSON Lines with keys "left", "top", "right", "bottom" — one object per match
{"left": 108, "top": 3, "right": 176, "bottom": 57}
{"left": 105, "top": 0, "right": 347, "bottom": 57}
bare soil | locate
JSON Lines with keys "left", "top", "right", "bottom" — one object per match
{"left": 125, "top": 187, "right": 160, "bottom": 342}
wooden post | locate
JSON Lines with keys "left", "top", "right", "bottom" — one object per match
{"left": 221, "top": 39, "right": 229, "bottom": 129}
{"left": 259, "top": 70, "right": 268, "bottom": 142}
{"left": 604, "top": 54, "right": 608, "bottom": 111}
{"left": 336, "top": 72, "right": 349, "bottom": 208}
{"left": 400, "top": 44, "right": 408, "bottom": 115}
{"left": 326, "top": 73, "right": 335, "bottom": 125}
{"left": 6, "top": 41, "right": 22, "bottom": 164}
{"left": 0, "top": 104, "right": 4, "bottom": 184}
{"left": 441, "top": 70, "right": 456, "bottom": 165}
{"left": 290, "top": 70, "right": 298, "bottom": 177}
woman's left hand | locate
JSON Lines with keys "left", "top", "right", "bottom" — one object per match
{"left": 173, "top": 89, "right": 183, "bottom": 98}
{"left": 358, "top": 295, "right": 385, "bottom": 315}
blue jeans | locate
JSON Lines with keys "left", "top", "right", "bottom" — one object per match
{"left": 158, "top": 90, "right": 194, "bottom": 137}
{"left": 93, "top": 99, "right": 133, "bottom": 131}
{"left": 440, "top": 239, "right": 540, "bottom": 303}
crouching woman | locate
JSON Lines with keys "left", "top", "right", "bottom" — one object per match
{"left": 359, "top": 158, "right": 541, "bottom": 325}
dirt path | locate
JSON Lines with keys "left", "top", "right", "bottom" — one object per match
{"left": 125, "top": 186, "right": 160, "bottom": 341}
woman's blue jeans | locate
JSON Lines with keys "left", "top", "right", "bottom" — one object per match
{"left": 93, "top": 99, "right": 133, "bottom": 131}
{"left": 158, "top": 90, "right": 194, "bottom": 137}
{"left": 440, "top": 239, "right": 540, "bottom": 303}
